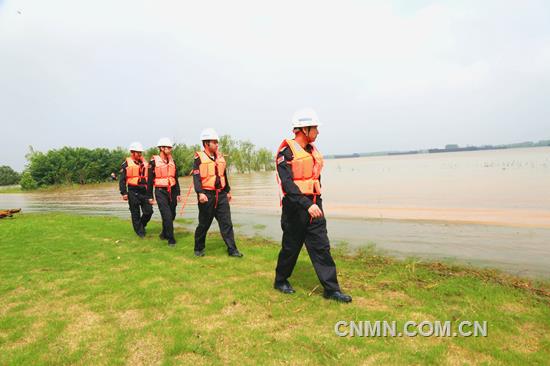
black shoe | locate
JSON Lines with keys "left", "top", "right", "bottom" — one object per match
{"left": 168, "top": 238, "right": 176, "bottom": 247}
{"left": 228, "top": 250, "right": 243, "bottom": 258}
{"left": 159, "top": 233, "right": 166, "bottom": 240}
{"left": 323, "top": 290, "right": 352, "bottom": 303}
{"left": 139, "top": 225, "right": 146, "bottom": 236}
{"left": 137, "top": 232, "right": 145, "bottom": 238}
{"left": 194, "top": 249, "right": 205, "bottom": 257}
{"left": 274, "top": 281, "right": 295, "bottom": 294}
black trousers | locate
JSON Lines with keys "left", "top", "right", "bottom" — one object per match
{"left": 275, "top": 197, "right": 340, "bottom": 292}
{"left": 127, "top": 187, "right": 153, "bottom": 236}
{"left": 155, "top": 187, "right": 178, "bottom": 241}
{"left": 194, "top": 190, "right": 237, "bottom": 253}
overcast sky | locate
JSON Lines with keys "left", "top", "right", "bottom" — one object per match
{"left": 1, "top": 0, "right": 549, "bottom": 170}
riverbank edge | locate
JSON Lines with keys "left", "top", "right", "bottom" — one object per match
{"left": 4, "top": 212, "right": 549, "bottom": 302}
{"left": 0, "top": 182, "right": 120, "bottom": 194}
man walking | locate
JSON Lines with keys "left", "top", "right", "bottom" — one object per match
{"left": 147, "top": 138, "right": 181, "bottom": 247}
{"left": 193, "top": 128, "right": 243, "bottom": 258}
{"left": 119, "top": 142, "right": 153, "bottom": 238}
{"left": 274, "top": 109, "right": 352, "bottom": 303}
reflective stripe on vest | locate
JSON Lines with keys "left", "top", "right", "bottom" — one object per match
{"left": 197, "top": 150, "right": 226, "bottom": 191}
{"left": 153, "top": 155, "right": 177, "bottom": 187}
{"left": 125, "top": 157, "right": 148, "bottom": 186}
{"left": 277, "top": 139, "right": 323, "bottom": 196}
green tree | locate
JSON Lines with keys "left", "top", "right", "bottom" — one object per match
{"left": 25, "top": 146, "right": 127, "bottom": 187}
{"left": 22, "top": 136, "right": 275, "bottom": 189}
{"left": 19, "top": 171, "right": 38, "bottom": 190}
{"left": 219, "top": 135, "right": 237, "bottom": 171}
{"left": 0, "top": 165, "right": 21, "bottom": 186}
{"left": 255, "top": 148, "right": 275, "bottom": 171}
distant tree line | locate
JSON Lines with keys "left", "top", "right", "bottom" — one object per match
{"left": 143, "top": 135, "right": 274, "bottom": 175}
{"left": 20, "top": 147, "right": 127, "bottom": 190}
{"left": 0, "top": 166, "right": 20, "bottom": 186}
{"left": 19, "top": 136, "right": 275, "bottom": 190}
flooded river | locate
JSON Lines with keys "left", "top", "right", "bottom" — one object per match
{"left": 1, "top": 147, "right": 549, "bottom": 278}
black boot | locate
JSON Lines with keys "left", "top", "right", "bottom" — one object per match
{"left": 274, "top": 280, "right": 295, "bottom": 294}
{"left": 228, "top": 249, "right": 243, "bottom": 258}
{"left": 323, "top": 290, "right": 352, "bottom": 303}
{"left": 137, "top": 224, "right": 145, "bottom": 238}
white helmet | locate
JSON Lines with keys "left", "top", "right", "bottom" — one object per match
{"left": 157, "top": 137, "right": 174, "bottom": 147}
{"left": 128, "top": 141, "right": 144, "bottom": 152}
{"left": 200, "top": 128, "right": 219, "bottom": 141}
{"left": 291, "top": 108, "right": 321, "bottom": 129}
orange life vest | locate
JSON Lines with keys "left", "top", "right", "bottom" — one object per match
{"left": 125, "top": 157, "right": 148, "bottom": 186}
{"left": 153, "top": 155, "right": 177, "bottom": 188}
{"left": 196, "top": 150, "right": 226, "bottom": 190}
{"left": 277, "top": 139, "right": 323, "bottom": 196}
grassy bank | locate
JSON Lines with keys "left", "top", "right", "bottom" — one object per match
{"left": 0, "top": 214, "right": 549, "bottom": 365}
{"left": 0, "top": 185, "right": 23, "bottom": 194}
{"left": 0, "top": 182, "right": 122, "bottom": 195}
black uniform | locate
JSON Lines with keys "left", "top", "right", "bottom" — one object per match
{"left": 147, "top": 157, "right": 180, "bottom": 243}
{"left": 119, "top": 159, "right": 153, "bottom": 236}
{"left": 193, "top": 152, "right": 239, "bottom": 254}
{"left": 274, "top": 144, "right": 341, "bottom": 292}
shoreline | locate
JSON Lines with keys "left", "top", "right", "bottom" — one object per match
{"left": 2, "top": 189, "right": 550, "bottom": 279}
{"left": 4, "top": 180, "right": 549, "bottom": 229}
{"left": 4, "top": 208, "right": 549, "bottom": 280}
{"left": 4, "top": 211, "right": 550, "bottom": 292}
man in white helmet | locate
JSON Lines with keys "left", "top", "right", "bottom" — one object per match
{"left": 273, "top": 108, "right": 352, "bottom": 303}
{"left": 192, "top": 128, "right": 243, "bottom": 257}
{"left": 119, "top": 142, "right": 153, "bottom": 238}
{"left": 147, "top": 137, "right": 181, "bottom": 247}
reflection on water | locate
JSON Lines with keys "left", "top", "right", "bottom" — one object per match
{"left": 1, "top": 147, "right": 550, "bottom": 277}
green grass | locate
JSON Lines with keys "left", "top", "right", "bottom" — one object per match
{"left": 0, "top": 213, "right": 549, "bottom": 365}
{"left": 0, "top": 182, "right": 118, "bottom": 194}
{"left": 0, "top": 186, "right": 23, "bottom": 194}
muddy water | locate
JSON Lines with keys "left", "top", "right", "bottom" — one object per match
{"left": 230, "top": 146, "right": 550, "bottom": 227}
{"left": 1, "top": 147, "right": 549, "bottom": 278}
